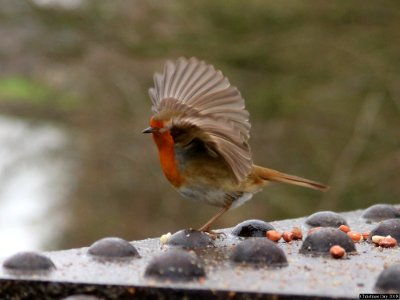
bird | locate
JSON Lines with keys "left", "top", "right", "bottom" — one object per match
{"left": 143, "top": 57, "right": 328, "bottom": 233}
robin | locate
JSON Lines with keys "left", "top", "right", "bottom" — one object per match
{"left": 143, "top": 57, "right": 328, "bottom": 232}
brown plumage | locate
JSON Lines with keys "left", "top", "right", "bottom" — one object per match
{"left": 143, "top": 57, "right": 328, "bottom": 232}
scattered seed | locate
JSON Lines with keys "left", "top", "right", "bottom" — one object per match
{"left": 372, "top": 235, "right": 385, "bottom": 244}
{"left": 339, "top": 225, "right": 351, "bottom": 233}
{"left": 347, "top": 231, "right": 363, "bottom": 243}
{"left": 292, "top": 227, "right": 303, "bottom": 240}
{"left": 362, "top": 231, "right": 370, "bottom": 240}
{"left": 160, "top": 232, "right": 172, "bottom": 245}
{"left": 378, "top": 236, "right": 397, "bottom": 248}
{"left": 282, "top": 231, "right": 294, "bottom": 242}
{"left": 330, "top": 245, "right": 346, "bottom": 259}
{"left": 266, "top": 230, "right": 282, "bottom": 242}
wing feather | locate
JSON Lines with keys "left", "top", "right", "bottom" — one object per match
{"left": 173, "top": 115, "right": 252, "bottom": 182}
{"left": 163, "top": 60, "right": 175, "bottom": 99}
{"left": 175, "top": 59, "right": 198, "bottom": 100}
{"left": 148, "top": 57, "right": 252, "bottom": 183}
{"left": 169, "top": 58, "right": 186, "bottom": 99}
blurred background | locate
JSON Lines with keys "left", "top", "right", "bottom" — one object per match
{"left": 0, "top": 0, "right": 399, "bottom": 256}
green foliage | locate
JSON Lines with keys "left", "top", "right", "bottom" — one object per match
{"left": 0, "top": 77, "right": 49, "bottom": 102}
{"left": 0, "top": 76, "right": 82, "bottom": 113}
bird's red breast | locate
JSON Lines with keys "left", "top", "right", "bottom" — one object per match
{"left": 149, "top": 118, "right": 184, "bottom": 188}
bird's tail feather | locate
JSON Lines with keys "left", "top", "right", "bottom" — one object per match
{"left": 253, "top": 165, "right": 329, "bottom": 192}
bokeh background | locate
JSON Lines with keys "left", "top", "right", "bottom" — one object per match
{"left": 0, "top": 0, "right": 399, "bottom": 253}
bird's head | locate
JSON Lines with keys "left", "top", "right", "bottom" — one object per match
{"left": 142, "top": 116, "right": 177, "bottom": 151}
{"left": 142, "top": 116, "right": 171, "bottom": 136}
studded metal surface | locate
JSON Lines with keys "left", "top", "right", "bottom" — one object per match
{"left": 0, "top": 207, "right": 399, "bottom": 299}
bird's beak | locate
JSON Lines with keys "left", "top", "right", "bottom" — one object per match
{"left": 142, "top": 127, "right": 155, "bottom": 134}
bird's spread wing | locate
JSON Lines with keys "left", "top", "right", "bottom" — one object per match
{"left": 148, "top": 57, "right": 252, "bottom": 183}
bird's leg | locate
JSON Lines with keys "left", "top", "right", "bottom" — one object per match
{"left": 198, "top": 204, "right": 231, "bottom": 233}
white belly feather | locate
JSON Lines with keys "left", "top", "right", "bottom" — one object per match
{"left": 178, "top": 186, "right": 253, "bottom": 209}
